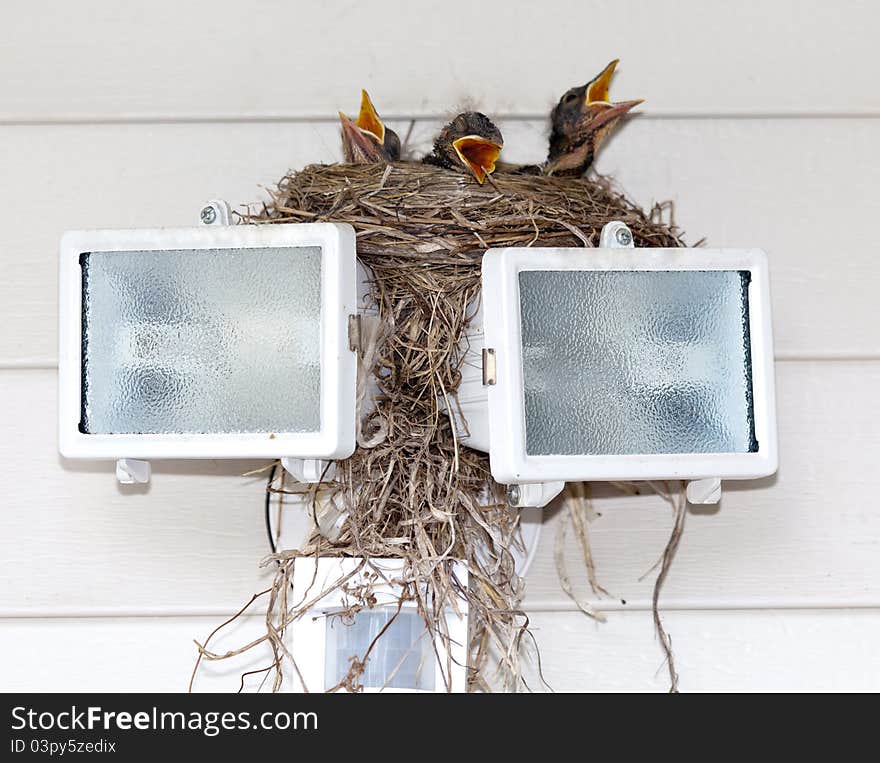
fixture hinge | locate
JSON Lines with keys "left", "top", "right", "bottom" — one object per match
{"left": 482, "top": 348, "right": 497, "bottom": 386}
{"left": 348, "top": 314, "right": 362, "bottom": 353}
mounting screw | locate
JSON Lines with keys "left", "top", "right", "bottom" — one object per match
{"left": 615, "top": 227, "right": 633, "bottom": 246}
{"left": 200, "top": 205, "right": 217, "bottom": 225}
{"left": 506, "top": 485, "right": 521, "bottom": 506}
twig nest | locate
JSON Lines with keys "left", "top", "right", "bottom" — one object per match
{"left": 236, "top": 161, "right": 688, "bottom": 692}
{"left": 252, "top": 162, "right": 686, "bottom": 258}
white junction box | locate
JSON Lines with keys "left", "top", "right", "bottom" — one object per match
{"left": 289, "top": 557, "right": 468, "bottom": 693}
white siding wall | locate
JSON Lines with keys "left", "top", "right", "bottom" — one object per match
{"left": 1, "top": 0, "right": 878, "bottom": 691}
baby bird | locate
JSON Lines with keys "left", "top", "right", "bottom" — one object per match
{"left": 339, "top": 90, "right": 401, "bottom": 163}
{"left": 545, "top": 60, "right": 643, "bottom": 176}
{"left": 424, "top": 112, "right": 503, "bottom": 184}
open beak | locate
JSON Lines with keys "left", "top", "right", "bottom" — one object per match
{"left": 585, "top": 59, "right": 619, "bottom": 104}
{"left": 582, "top": 59, "right": 642, "bottom": 134}
{"left": 587, "top": 98, "right": 644, "bottom": 130}
{"left": 339, "top": 111, "right": 385, "bottom": 163}
{"left": 356, "top": 89, "right": 386, "bottom": 144}
{"left": 452, "top": 135, "right": 503, "bottom": 184}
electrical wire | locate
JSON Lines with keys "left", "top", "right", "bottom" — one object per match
{"left": 264, "top": 462, "right": 279, "bottom": 554}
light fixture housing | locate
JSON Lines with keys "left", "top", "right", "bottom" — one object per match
{"left": 289, "top": 558, "right": 468, "bottom": 693}
{"left": 58, "top": 223, "right": 358, "bottom": 463}
{"left": 480, "top": 246, "right": 777, "bottom": 490}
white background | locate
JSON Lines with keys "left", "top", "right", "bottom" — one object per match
{"left": 0, "top": 0, "right": 878, "bottom": 691}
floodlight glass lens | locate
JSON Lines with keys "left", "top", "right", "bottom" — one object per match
{"left": 80, "top": 247, "right": 322, "bottom": 434}
{"left": 324, "top": 609, "right": 435, "bottom": 691}
{"left": 518, "top": 270, "right": 757, "bottom": 455}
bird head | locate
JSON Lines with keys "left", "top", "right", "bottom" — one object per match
{"left": 545, "top": 60, "right": 643, "bottom": 176}
{"left": 339, "top": 90, "right": 401, "bottom": 163}
{"left": 430, "top": 112, "right": 504, "bottom": 184}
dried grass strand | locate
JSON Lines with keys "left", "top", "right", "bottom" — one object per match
{"left": 649, "top": 481, "right": 687, "bottom": 694}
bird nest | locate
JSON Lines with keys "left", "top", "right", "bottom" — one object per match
{"left": 192, "top": 161, "right": 688, "bottom": 692}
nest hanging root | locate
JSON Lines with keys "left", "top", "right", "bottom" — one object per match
{"left": 194, "top": 162, "right": 688, "bottom": 692}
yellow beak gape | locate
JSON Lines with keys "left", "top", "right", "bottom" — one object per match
{"left": 452, "top": 135, "right": 503, "bottom": 184}
{"left": 356, "top": 89, "right": 386, "bottom": 143}
{"left": 586, "top": 59, "right": 619, "bottom": 104}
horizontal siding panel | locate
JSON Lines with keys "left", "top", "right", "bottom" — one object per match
{"left": 1, "top": 117, "right": 878, "bottom": 366}
{"left": 0, "top": 370, "right": 274, "bottom": 613}
{"left": 528, "top": 609, "right": 880, "bottom": 692}
{"left": 3, "top": 609, "right": 879, "bottom": 692}
{"left": 0, "top": 361, "right": 878, "bottom": 614}
{"left": 1, "top": 1, "right": 878, "bottom": 120}
{"left": 0, "top": 615, "right": 271, "bottom": 693}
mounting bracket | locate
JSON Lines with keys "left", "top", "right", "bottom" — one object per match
{"left": 599, "top": 219, "right": 635, "bottom": 248}
{"left": 199, "top": 199, "right": 232, "bottom": 227}
{"left": 686, "top": 477, "right": 722, "bottom": 505}
{"left": 281, "top": 457, "right": 337, "bottom": 483}
{"left": 116, "top": 458, "right": 151, "bottom": 485}
{"left": 505, "top": 481, "right": 566, "bottom": 509}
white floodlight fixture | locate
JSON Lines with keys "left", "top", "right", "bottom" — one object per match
{"left": 58, "top": 221, "right": 359, "bottom": 484}
{"left": 289, "top": 558, "right": 468, "bottom": 693}
{"left": 452, "top": 223, "right": 778, "bottom": 508}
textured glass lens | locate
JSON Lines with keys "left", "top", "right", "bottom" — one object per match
{"left": 518, "top": 270, "right": 756, "bottom": 455}
{"left": 81, "top": 247, "right": 322, "bottom": 434}
{"left": 324, "top": 609, "right": 435, "bottom": 691}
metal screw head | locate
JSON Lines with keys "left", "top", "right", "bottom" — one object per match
{"left": 200, "top": 205, "right": 217, "bottom": 225}
{"left": 506, "top": 484, "right": 521, "bottom": 506}
{"left": 615, "top": 226, "right": 633, "bottom": 246}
